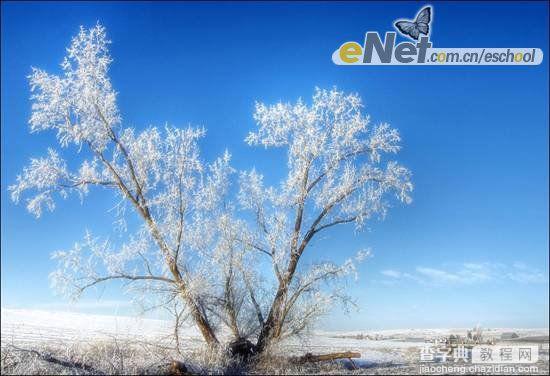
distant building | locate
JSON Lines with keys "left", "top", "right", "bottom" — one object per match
{"left": 501, "top": 332, "right": 520, "bottom": 340}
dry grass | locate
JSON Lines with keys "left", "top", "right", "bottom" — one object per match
{"left": 2, "top": 337, "right": 548, "bottom": 375}
{"left": 0, "top": 338, "right": 361, "bottom": 375}
{"left": 1, "top": 339, "right": 173, "bottom": 375}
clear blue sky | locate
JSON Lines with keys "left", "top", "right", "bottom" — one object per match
{"left": 1, "top": 1, "right": 548, "bottom": 330}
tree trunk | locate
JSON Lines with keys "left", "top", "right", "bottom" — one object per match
{"left": 170, "top": 261, "right": 220, "bottom": 347}
{"left": 190, "top": 305, "right": 219, "bottom": 346}
{"left": 88, "top": 118, "right": 221, "bottom": 350}
{"left": 255, "top": 285, "right": 287, "bottom": 353}
{"left": 255, "top": 253, "right": 301, "bottom": 352}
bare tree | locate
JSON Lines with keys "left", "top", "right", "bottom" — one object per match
{"left": 10, "top": 24, "right": 413, "bottom": 355}
{"left": 9, "top": 24, "right": 234, "bottom": 347}
{"left": 240, "top": 88, "right": 413, "bottom": 352}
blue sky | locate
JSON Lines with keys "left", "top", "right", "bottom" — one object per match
{"left": 1, "top": 1, "right": 548, "bottom": 330}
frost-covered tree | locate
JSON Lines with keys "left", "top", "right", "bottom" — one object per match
{"left": 11, "top": 24, "right": 413, "bottom": 355}
{"left": 9, "top": 24, "right": 236, "bottom": 347}
{"left": 241, "top": 88, "right": 413, "bottom": 352}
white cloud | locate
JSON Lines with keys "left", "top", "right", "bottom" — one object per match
{"left": 512, "top": 261, "right": 528, "bottom": 270}
{"left": 507, "top": 271, "right": 546, "bottom": 284}
{"left": 381, "top": 269, "right": 402, "bottom": 278}
{"left": 416, "top": 267, "right": 461, "bottom": 283}
{"left": 507, "top": 262, "right": 547, "bottom": 284}
{"left": 379, "top": 262, "right": 547, "bottom": 286}
{"left": 457, "top": 262, "right": 495, "bottom": 283}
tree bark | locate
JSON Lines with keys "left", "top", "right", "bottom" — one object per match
{"left": 255, "top": 252, "right": 301, "bottom": 352}
{"left": 255, "top": 285, "right": 287, "bottom": 352}
{"left": 169, "top": 261, "right": 219, "bottom": 347}
{"left": 189, "top": 307, "right": 219, "bottom": 346}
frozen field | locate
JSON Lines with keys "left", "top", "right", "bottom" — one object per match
{"left": 1, "top": 308, "right": 549, "bottom": 374}
{"left": 1, "top": 309, "right": 185, "bottom": 345}
{"left": 0, "top": 309, "right": 416, "bottom": 365}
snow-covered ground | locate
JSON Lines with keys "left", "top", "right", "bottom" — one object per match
{"left": 3, "top": 308, "right": 547, "bottom": 345}
{"left": 1, "top": 308, "right": 548, "bottom": 373}
{"left": 1, "top": 308, "right": 179, "bottom": 345}
{"left": 1, "top": 308, "right": 409, "bottom": 363}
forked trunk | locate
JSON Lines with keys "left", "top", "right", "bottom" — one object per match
{"left": 256, "top": 253, "right": 301, "bottom": 353}
{"left": 170, "top": 263, "right": 220, "bottom": 347}
{"left": 255, "top": 281, "right": 289, "bottom": 352}
{"left": 191, "top": 307, "right": 219, "bottom": 346}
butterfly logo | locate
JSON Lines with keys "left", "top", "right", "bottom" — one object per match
{"left": 394, "top": 6, "right": 432, "bottom": 41}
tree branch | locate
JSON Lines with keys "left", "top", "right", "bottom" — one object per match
{"left": 312, "top": 216, "right": 357, "bottom": 235}
{"left": 306, "top": 147, "right": 371, "bottom": 193}
{"left": 77, "top": 274, "right": 175, "bottom": 294}
{"left": 94, "top": 103, "right": 146, "bottom": 206}
{"left": 240, "top": 267, "right": 265, "bottom": 326}
{"left": 281, "top": 268, "right": 343, "bottom": 326}
{"left": 59, "top": 179, "right": 116, "bottom": 188}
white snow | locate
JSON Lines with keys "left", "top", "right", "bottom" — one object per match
{"left": 1, "top": 308, "right": 198, "bottom": 346}
{"left": 2, "top": 308, "right": 548, "bottom": 366}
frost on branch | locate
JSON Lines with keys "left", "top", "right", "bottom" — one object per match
{"left": 240, "top": 88, "right": 412, "bottom": 275}
{"left": 244, "top": 88, "right": 412, "bottom": 234}
{"left": 29, "top": 24, "right": 119, "bottom": 150}
{"left": 9, "top": 148, "right": 112, "bottom": 217}
{"left": 11, "top": 24, "right": 240, "bottom": 347}
{"left": 12, "top": 22, "right": 414, "bottom": 350}
{"left": 281, "top": 249, "right": 372, "bottom": 338}
{"left": 242, "top": 88, "right": 413, "bottom": 349}
{"left": 49, "top": 230, "right": 160, "bottom": 300}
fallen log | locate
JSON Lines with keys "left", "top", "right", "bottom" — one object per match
{"left": 291, "top": 351, "right": 361, "bottom": 364}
